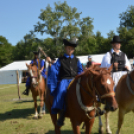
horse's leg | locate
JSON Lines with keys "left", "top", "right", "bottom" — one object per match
{"left": 98, "top": 116, "right": 103, "bottom": 134}
{"left": 71, "top": 120, "right": 81, "bottom": 134}
{"left": 85, "top": 119, "right": 95, "bottom": 134}
{"left": 116, "top": 108, "right": 125, "bottom": 134}
{"left": 50, "top": 113, "right": 61, "bottom": 134}
{"left": 32, "top": 95, "right": 38, "bottom": 119}
{"left": 42, "top": 103, "right": 46, "bottom": 115}
{"left": 39, "top": 93, "right": 44, "bottom": 118}
{"left": 105, "top": 112, "right": 112, "bottom": 134}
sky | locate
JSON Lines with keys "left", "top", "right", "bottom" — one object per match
{"left": 0, "top": 0, "right": 134, "bottom": 46}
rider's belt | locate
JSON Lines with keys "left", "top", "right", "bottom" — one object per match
{"left": 112, "top": 68, "right": 127, "bottom": 72}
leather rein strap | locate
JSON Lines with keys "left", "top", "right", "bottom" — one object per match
{"left": 76, "top": 77, "right": 96, "bottom": 120}
{"left": 76, "top": 74, "right": 115, "bottom": 120}
{"left": 87, "top": 74, "right": 115, "bottom": 101}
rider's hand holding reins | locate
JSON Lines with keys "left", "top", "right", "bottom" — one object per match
{"left": 46, "top": 57, "right": 52, "bottom": 66}
{"left": 114, "top": 62, "right": 118, "bottom": 71}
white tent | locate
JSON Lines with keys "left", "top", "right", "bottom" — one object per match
{"left": 77, "top": 54, "right": 105, "bottom": 65}
{"left": 0, "top": 54, "right": 105, "bottom": 85}
{"left": 0, "top": 60, "right": 31, "bottom": 85}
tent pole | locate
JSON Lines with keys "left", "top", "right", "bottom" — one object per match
{"left": 16, "top": 70, "right": 21, "bottom": 100}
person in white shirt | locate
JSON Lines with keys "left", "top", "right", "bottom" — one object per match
{"left": 101, "top": 35, "right": 131, "bottom": 91}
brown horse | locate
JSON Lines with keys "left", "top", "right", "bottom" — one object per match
{"left": 26, "top": 63, "right": 46, "bottom": 119}
{"left": 115, "top": 70, "right": 134, "bottom": 134}
{"left": 45, "top": 65, "right": 118, "bottom": 134}
{"left": 97, "top": 70, "right": 134, "bottom": 134}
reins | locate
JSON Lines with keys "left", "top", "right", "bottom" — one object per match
{"left": 75, "top": 69, "right": 115, "bottom": 120}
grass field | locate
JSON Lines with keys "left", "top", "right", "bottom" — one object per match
{"left": 0, "top": 84, "right": 134, "bottom": 134}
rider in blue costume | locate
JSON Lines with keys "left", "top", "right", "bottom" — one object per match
{"left": 46, "top": 38, "right": 83, "bottom": 126}
{"left": 23, "top": 51, "right": 46, "bottom": 96}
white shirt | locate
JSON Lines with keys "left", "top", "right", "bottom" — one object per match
{"left": 101, "top": 49, "right": 131, "bottom": 70}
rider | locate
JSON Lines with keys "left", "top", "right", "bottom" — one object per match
{"left": 22, "top": 51, "right": 46, "bottom": 95}
{"left": 101, "top": 35, "right": 131, "bottom": 90}
{"left": 46, "top": 38, "right": 83, "bottom": 126}
{"left": 86, "top": 55, "right": 92, "bottom": 69}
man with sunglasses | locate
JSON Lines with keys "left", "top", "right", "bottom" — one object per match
{"left": 101, "top": 35, "right": 131, "bottom": 91}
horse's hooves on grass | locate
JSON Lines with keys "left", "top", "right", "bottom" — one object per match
{"left": 42, "top": 111, "right": 46, "bottom": 115}
{"left": 106, "top": 132, "right": 112, "bottom": 134}
{"left": 38, "top": 115, "right": 43, "bottom": 119}
{"left": 33, "top": 116, "right": 38, "bottom": 119}
{"left": 99, "top": 127, "right": 104, "bottom": 134}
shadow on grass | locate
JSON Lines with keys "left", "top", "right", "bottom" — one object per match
{"left": 15, "top": 100, "right": 34, "bottom": 103}
{"left": 0, "top": 103, "right": 50, "bottom": 121}
{"left": 0, "top": 107, "right": 35, "bottom": 121}
{"left": 46, "top": 130, "right": 99, "bottom": 134}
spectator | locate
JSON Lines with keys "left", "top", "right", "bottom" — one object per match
{"left": 86, "top": 55, "right": 92, "bottom": 69}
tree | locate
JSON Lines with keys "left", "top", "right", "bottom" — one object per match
{"left": 119, "top": 5, "right": 134, "bottom": 30}
{"left": 118, "top": 5, "right": 134, "bottom": 58}
{"left": 34, "top": 1, "right": 93, "bottom": 42}
{"left": 0, "top": 36, "right": 13, "bottom": 67}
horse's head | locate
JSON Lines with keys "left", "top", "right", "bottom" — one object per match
{"left": 87, "top": 65, "right": 118, "bottom": 111}
{"left": 26, "top": 63, "right": 38, "bottom": 86}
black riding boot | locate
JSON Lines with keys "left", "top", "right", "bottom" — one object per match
{"left": 22, "top": 86, "right": 30, "bottom": 96}
{"left": 57, "top": 109, "right": 65, "bottom": 127}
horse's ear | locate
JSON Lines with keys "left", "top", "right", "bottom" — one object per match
{"left": 108, "top": 64, "right": 113, "bottom": 72}
{"left": 26, "top": 63, "right": 29, "bottom": 68}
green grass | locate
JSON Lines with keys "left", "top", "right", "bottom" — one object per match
{"left": 0, "top": 84, "right": 134, "bottom": 134}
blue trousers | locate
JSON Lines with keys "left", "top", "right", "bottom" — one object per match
{"left": 51, "top": 79, "right": 73, "bottom": 114}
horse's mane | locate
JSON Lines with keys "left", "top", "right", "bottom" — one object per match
{"left": 75, "top": 65, "right": 111, "bottom": 83}
{"left": 31, "top": 62, "right": 37, "bottom": 67}
{"left": 68, "top": 65, "right": 110, "bottom": 90}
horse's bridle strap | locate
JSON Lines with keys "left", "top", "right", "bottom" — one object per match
{"left": 101, "top": 92, "right": 115, "bottom": 99}
{"left": 76, "top": 77, "right": 96, "bottom": 119}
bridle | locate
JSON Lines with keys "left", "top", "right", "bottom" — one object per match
{"left": 79, "top": 71, "right": 115, "bottom": 103}
{"left": 29, "top": 66, "right": 41, "bottom": 87}
{"left": 75, "top": 71, "right": 115, "bottom": 119}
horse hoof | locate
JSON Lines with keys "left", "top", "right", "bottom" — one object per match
{"left": 99, "top": 127, "right": 103, "bottom": 134}
{"left": 42, "top": 111, "right": 46, "bottom": 115}
{"left": 38, "top": 114, "right": 43, "bottom": 119}
{"left": 33, "top": 116, "right": 38, "bottom": 119}
{"left": 106, "top": 130, "right": 112, "bottom": 134}
{"left": 106, "top": 132, "right": 112, "bottom": 134}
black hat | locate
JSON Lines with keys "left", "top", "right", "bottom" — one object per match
{"left": 51, "top": 58, "right": 56, "bottom": 61}
{"left": 111, "top": 36, "right": 122, "bottom": 43}
{"left": 63, "top": 37, "right": 78, "bottom": 47}
{"left": 33, "top": 51, "right": 39, "bottom": 55}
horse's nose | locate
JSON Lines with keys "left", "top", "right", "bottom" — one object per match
{"left": 110, "top": 106, "right": 118, "bottom": 111}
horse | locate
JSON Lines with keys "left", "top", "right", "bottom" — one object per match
{"left": 45, "top": 65, "right": 118, "bottom": 134}
{"left": 115, "top": 70, "right": 134, "bottom": 134}
{"left": 26, "top": 63, "right": 46, "bottom": 119}
{"left": 97, "top": 70, "right": 134, "bottom": 134}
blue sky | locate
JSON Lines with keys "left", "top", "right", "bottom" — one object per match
{"left": 0, "top": 0, "right": 134, "bottom": 45}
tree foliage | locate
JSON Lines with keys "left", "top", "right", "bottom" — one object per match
{"left": 1, "top": 4, "right": 134, "bottom": 67}
{"left": 0, "top": 36, "right": 13, "bottom": 67}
